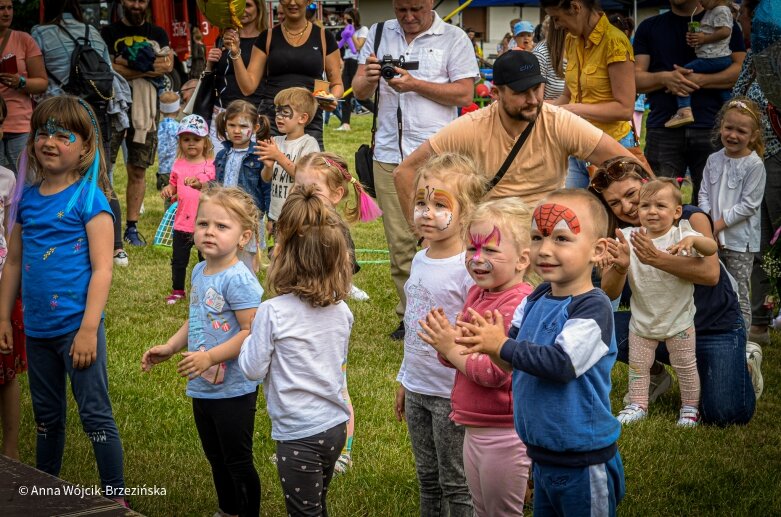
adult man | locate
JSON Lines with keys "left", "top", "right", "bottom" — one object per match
{"left": 352, "top": 0, "right": 478, "bottom": 340}
{"left": 101, "top": 0, "right": 173, "bottom": 246}
{"left": 634, "top": 0, "right": 745, "bottom": 202}
{"left": 395, "top": 51, "right": 631, "bottom": 225}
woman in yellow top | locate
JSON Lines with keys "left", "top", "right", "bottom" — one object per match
{"left": 543, "top": 0, "right": 636, "bottom": 188}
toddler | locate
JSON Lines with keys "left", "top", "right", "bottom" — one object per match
{"left": 157, "top": 90, "right": 181, "bottom": 193}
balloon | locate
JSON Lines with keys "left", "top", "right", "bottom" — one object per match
{"left": 338, "top": 24, "right": 357, "bottom": 54}
{"left": 196, "top": 0, "right": 246, "bottom": 29}
{"left": 475, "top": 83, "right": 490, "bottom": 98}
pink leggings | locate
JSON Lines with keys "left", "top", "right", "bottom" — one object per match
{"left": 629, "top": 327, "right": 700, "bottom": 409}
{"left": 463, "top": 426, "right": 531, "bottom": 517}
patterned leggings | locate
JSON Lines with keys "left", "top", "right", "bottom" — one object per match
{"left": 629, "top": 326, "right": 700, "bottom": 409}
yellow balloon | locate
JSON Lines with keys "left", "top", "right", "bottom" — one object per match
{"left": 196, "top": 0, "right": 246, "bottom": 29}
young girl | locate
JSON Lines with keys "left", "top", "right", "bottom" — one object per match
{"left": 0, "top": 96, "right": 126, "bottom": 502}
{"left": 142, "top": 186, "right": 264, "bottom": 517}
{"left": 293, "top": 151, "right": 381, "bottom": 474}
{"left": 612, "top": 178, "right": 718, "bottom": 426}
{"left": 698, "top": 98, "right": 766, "bottom": 330}
{"left": 161, "top": 114, "right": 216, "bottom": 304}
{"left": 395, "top": 153, "right": 485, "bottom": 516}
{"left": 419, "top": 198, "right": 535, "bottom": 517}
{"left": 239, "top": 185, "right": 353, "bottom": 516}
{"left": 214, "top": 100, "right": 272, "bottom": 272}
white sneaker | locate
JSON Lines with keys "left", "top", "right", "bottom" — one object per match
{"left": 677, "top": 405, "right": 700, "bottom": 427}
{"left": 113, "top": 249, "right": 129, "bottom": 267}
{"left": 746, "top": 341, "right": 764, "bottom": 401}
{"left": 623, "top": 364, "right": 672, "bottom": 405}
{"left": 617, "top": 403, "right": 647, "bottom": 424}
{"left": 349, "top": 284, "right": 370, "bottom": 301}
{"left": 335, "top": 124, "right": 351, "bottom": 131}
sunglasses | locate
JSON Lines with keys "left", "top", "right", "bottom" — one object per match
{"left": 589, "top": 159, "right": 644, "bottom": 194}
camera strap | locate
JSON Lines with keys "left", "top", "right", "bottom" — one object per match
{"left": 368, "top": 22, "right": 384, "bottom": 152}
{"left": 487, "top": 119, "right": 536, "bottom": 191}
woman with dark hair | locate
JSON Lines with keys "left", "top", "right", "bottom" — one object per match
{"left": 589, "top": 158, "right": 760, "bottom": 425}
{"left": 336, "top": 7, "right": 375, "bottom": 132}
{"left": 31, "top": 0, "right": 127, "bottom": 267}
{"left": 533, "top": 16, "right": 567, "bottom": 100}
{"left": 542, "top": 0, "right": 636, "bottom": 189}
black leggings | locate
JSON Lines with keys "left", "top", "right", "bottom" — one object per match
{"left": 96, "top": 103, "right": 123, "bottom": 251}
{"left": 276, "top": 422, "right": 346, "bottom": 516}
{"left": 193, "top": 390, "right": 260, "bottom": 517}
{"left": 341, "top": 58, "right": 375, "bottom": 125}
{"left": 171, "top": 230, "right": 203, "bottom": 291}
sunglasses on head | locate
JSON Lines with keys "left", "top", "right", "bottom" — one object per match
{"left": 589, "top": 159, "right": 645, "bottom": 194}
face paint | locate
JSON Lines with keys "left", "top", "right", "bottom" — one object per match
{"left": 431, "top": 188, "right": 455, "bottom": 231}
{"left": 275, "top": 105, "right": 294, "bottom": 119}
{"left": 469, "top": 225, "right": 501, "bottom": 263}
{"left": 532, "top": 203, "right": 581, "bottom": 236}
{"left": 413, "top": 188, "right": 430, "bottom": 224}
{"left": 35, "top": 118, "right": 77, "bottom": 147}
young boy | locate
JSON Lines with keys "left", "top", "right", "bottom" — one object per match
{"left": 258, "top": 87, "right": 321, "bottom": 227}
{"left": 157, "top": 91, "right": 181, "bottom": 194}
{"left": 458, "top": 189, "right": 625, "bottom": 516}
{"left": 513, "top": 21, "right": 535, "bottom": 51}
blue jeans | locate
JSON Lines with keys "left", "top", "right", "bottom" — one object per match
{"left": 26, "top": 321, "right": 125, "bottom": 491}
{"left": 0, "top": 132, "right": 28, "bottom": 174}
{"left": 566, "top": 131, "right": 636, "bottom": 189}
{"left": 644, "top": 126, "right": 715, "bottom": 203}
{"left": 614, "top": 312, "right": 755, "bottom": 426}
{"left": 678, "top": 56, "right": 732, "bottom": 108}
{"left": 533, "top": 451, "right": 625, "bottom": 517}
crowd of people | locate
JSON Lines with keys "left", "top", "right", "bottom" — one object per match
{"left": 0, "top": 0, "right": 778, "bottom": 515}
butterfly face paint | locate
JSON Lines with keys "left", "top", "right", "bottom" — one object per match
{"left": 275, "top": 105, "right": 294, "bottom": 119}
{"left": 34, "top": 118, "right": 77, "bottom": 147}
{"left": 532, "top": 203, "right": 581, "bottom": 236}
{"left": 467, "top": 226, "right": 501, "bottom": 273}
{"left": 413, "top": 186, "right": 455, "bottom": 231}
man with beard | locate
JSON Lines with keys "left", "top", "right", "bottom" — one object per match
{"left": 395, "top": 51, "right": 630, "bottom": 225}
{"left": 101, "top": 0, "right": 173, "bottom": 247}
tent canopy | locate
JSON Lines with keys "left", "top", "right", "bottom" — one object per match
{"left": 458, "top": 0, "right": 669, "bottom": 10}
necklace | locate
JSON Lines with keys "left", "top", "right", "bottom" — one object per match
{"left": 282, "top": 21, "right": 309, "bottom": 42}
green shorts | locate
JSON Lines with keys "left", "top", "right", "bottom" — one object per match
{"left": 110, "top": 126, "right": 158, "bottom": 169}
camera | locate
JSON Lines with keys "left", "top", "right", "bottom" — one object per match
{"left": 379, "top": 55, "right": 419, "bottom": 80}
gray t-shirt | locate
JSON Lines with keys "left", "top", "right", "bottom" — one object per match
{"left": 268, "top": 134, "right": 320, "bottom": 220}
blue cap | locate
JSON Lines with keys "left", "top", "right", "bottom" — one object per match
{"left": 513, "top": 21, "right": 535, "bottom": 36}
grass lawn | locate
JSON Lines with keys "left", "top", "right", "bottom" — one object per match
{"left": 9, "top": 112, "right": 781, "bottom": 516}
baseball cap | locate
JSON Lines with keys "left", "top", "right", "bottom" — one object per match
{"left": 492, "top": 51, "right": 547, "bottom": 93}
{"left": 177, "top": 114, "right": 209, "bottom": 137}
{"left": 513, "top": 21, "right": 535, "bottom": 36}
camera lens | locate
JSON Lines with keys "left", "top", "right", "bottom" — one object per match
{"left": 380, "top": 64, "right": 396, "bottom": 80}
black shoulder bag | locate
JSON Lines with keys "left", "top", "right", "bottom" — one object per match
{"left": 354, "top": 21, "right": 385, "bottom": 198}
{"left": 486, "top": 119, "right": 536, "bottom": 192}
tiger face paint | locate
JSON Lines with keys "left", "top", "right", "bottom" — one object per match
{"left": 413, "top": 185, "right": 456, "bottom": 231}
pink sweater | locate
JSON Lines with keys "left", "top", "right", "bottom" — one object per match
{"left": 170, "top": 158, "right": 216, "bottom": 233}
{"left": 442, "top": 282, "right": 533, "bottom": 427}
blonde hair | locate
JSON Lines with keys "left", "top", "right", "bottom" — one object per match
{"left": 296, "top": 152, "right": 371, "bottom": 223}
{"left": 639, "top": 178, "right": 683, "bottom": 206}
{"left": 544, "top": 188, "right": 609, "bottom": 239}
{"left": 26, "top": 96, "right": 110, "bottom": 195}
{"left": 274, "top": 87, "right": 318, "bottom": 125}
{"left": 214, "top": 99, "right": 271, "bottom": 142}
{"left": 176, "top": 134, "right": 214, "bottom": 160}
{"left": 198, "top": 186, "right": 263, "bottom": 270}
{"left": 413, "top": 153, "right": 486, "bottom": 230}
{"left": 716, "top": 97, "right": 765, "bottom": 158}
{"left": 267, "top": 185, "right": 352, "bottom": 307}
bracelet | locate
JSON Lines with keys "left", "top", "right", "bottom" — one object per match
{"left": 16, "top": 76, "right": 26, "bottom": 90}
{"left": 228, "top": 48, "right": 242, "bottom": 60}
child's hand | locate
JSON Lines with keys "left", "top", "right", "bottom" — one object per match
{"left": 667, "top": 236, "right": 698, "bottom": 257}
{"left": 455, "top": 308, "right": 507, "bottom": 358}
{"left": 70, "top": 329, "right": 98, "bottom": 369}
{"left": 686, "top": 31, "right": 705, "bottom": 48}
{"left": 418, "top": 308, "right": 458, "bottom": 356}
{"left": 394, "top": 385, "right": 406, "bottom": 422}
{"left": 141, "top": 343, "right": 175, "bottom": 371}
{"left": 0, "top": 320, "right": 12, "bottom": 355}
{"left": 160, "top": 185, "right": 175, "bottom": 199}
{"left": 177, "top": 350, "right": 213, "bottom": 379}
{"left": 601, "top": 229, "right": 630, "bottom": 271}
{"left": 256, "top": 139, "right": 281, "bottom": 163}
{"left": 629, "top": 227, "right": 661, "bottom": 266}
{"left": 183, "top": 177, "right": 203, "bottom": 190}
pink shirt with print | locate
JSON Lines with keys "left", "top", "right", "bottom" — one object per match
{"left": 169, "top": 158, "right": 216, "bottom": 233}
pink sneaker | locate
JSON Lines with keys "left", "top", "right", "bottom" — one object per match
{"left": 166, "top": 290, "right": 186, "bottom": 305}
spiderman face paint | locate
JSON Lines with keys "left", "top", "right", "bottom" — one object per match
{"left": 413, "top": 185, "right": 455, "bottom": 232}
{"left": 532, "top": 203, "right": 581, "bottom": 236}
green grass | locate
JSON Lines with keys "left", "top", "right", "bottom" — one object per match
{"left": 9, "top": 112, "right": 781, "bottom": 516}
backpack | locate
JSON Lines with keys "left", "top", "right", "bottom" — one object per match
{"left": 46, "top": 24, "right": 114, "bottom": 105}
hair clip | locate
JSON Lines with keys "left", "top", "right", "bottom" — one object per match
{"left": 728, "top": 100, "right": 749, "bottom": 111}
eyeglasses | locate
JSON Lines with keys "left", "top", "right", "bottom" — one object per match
{"left": 589, "top": 159, "right": 644, "bottom": 193}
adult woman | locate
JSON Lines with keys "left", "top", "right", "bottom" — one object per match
{"left": 542, "top": 0, "right": 636, "bottom": 188}
{"left": 0, "top": 0, "right": 47, "bottom": 173}
{"left": 532, "top": 17, "right": 567, "bottom": 101}
{"left": 223, "top": 0, "right": 343, "bottom": 149}
{"left": 336, "top": 7, "right": 374, "bottom": 132}
{"left": 591, "top": 158, "right": 759, "bottom": 426}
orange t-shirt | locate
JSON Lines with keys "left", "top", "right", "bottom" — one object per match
{"left": 0, "top": 30, "right": 42, "bottom": 134}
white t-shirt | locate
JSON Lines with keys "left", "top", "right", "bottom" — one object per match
{"left": 397, "top": 249, "right": 474, "bottom": 398}
{"left": 697, "top": 6, "right": 732, "bottom": 59}
{"left": 268, "top": 134, "right": 320, "bottom": 221}
{"left": 359, "top": 13, "right": 480, "bottom": 164}
{"left": 344, "top": 25, "right": 369, "bottom": 60}
{"left": 622, "top": 220, "right": 703, "bottom": 340}
{"left": 239, "top": 293, "right": 353, "bottom": 441}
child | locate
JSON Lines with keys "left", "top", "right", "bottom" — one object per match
{"left": 257, "top": 87, "right": 320, "bottom": 229}
{"left": 419, "top": 198, "right": 535, "bottom": 517}
{"left": 157, "top": 91, "right": 181, "bottom": 193}
{"left": 699, "top": 98, "right": 766, "bottom": 330}
{"left": 513, "top": 21, "right": 535, "bottom": 51}
{"left": 458, "top": 189, "right": 624, "bottom": 516}
{"left": 160, "top": 115, "right": 216, "bottom": 304}
{"left": 0, "top": 96, "right": 126, "bottom": 503}
{"left": 213, "top": 100, "right": 272, "bottom": 271}
{"left": 239, "top": 185, "right": 353, "bottom": 516}
{"left": 611, "top": 179, "right": 717, "bottom": 426}
{"left": 142, "top": 187, "right": 264, "bottom": 517}
{"left": 396, "top": 153, "right": 485, "bottom": 516}
{"left": 293, "top": 151, "right": 382, "bottom": 474}
{"left": 665, "top": 0, "right": 734, "bottom": 128}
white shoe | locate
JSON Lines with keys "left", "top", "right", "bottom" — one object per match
{"left": 623, "top": 364, "right": 672, "bottom": 405}
{"left": 677, "top": 405, "right": 700, "bottom": 427}
{"left": 335, "top": 124, "right": 351, "bottom": 131}
{"left": 746, "top": 341, "right": 764, "bottom": 401}
{"left": 349, "top": 284, "right": 370, "bottom": 301}
{"left": 113, "top": 249, "right": 129, "bottom": 267}
{"left": 617, "top": 403, "right": 647, "bottom": 424}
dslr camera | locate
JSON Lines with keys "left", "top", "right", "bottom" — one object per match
{"left": 379, "top": 55, "right": 420, "bottom": 80}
